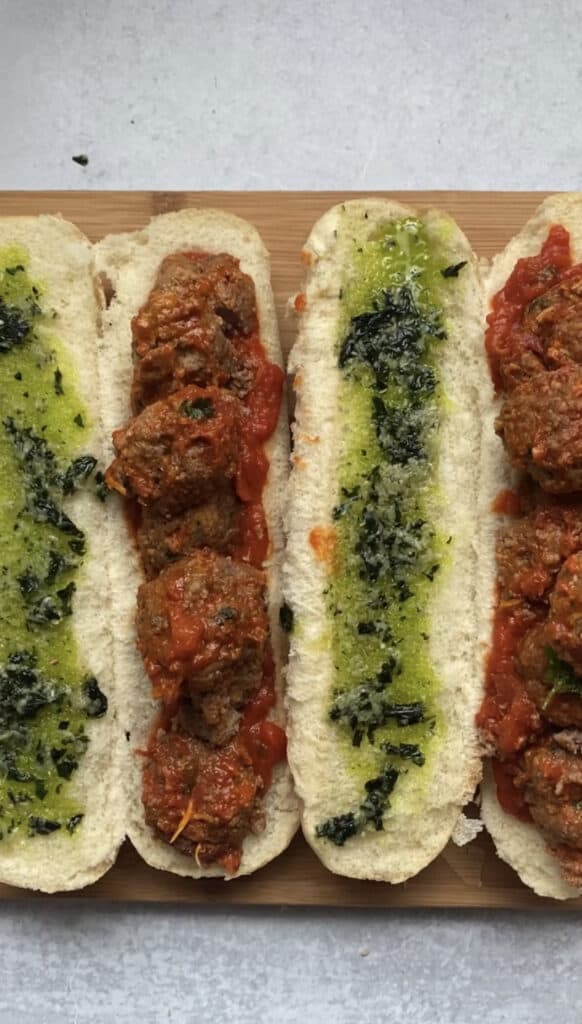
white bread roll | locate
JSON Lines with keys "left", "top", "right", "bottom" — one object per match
{"left": 479, "top": 194, "right": 582, "bottom": 900}
{"left": 95, "top": 209, "right": 299, "bottom": 878}
{"left": 283, "top": 199, "right": 484, "bottom": 881}
{"left": 0, "top": 215, "right": 125, "bottom": 892}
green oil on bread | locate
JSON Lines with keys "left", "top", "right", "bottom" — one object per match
{"left": 316, "top": 217, "right": 465, "bottom": 846}
{"left": 0, "top": 246, "right": 107, "bottom": 842}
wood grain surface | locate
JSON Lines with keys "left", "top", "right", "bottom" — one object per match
{"left": 0, "top": 190, "right": 579, "bottom": 910}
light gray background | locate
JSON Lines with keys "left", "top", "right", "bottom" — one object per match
{"left": 1, "top": 0, "right": 582, "bottom": 1021}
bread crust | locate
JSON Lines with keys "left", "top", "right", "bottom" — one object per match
{"left": 95, "top": 209, "right": 299, "bottom": 879}
{"left": 0, "top": 215, "right": 125, "bottom": 892}
{"left": 283, "top": 199, "right": 485, "bottom": 881}
{"left": 479, "top": 194, "right": 582, "bottom": 900}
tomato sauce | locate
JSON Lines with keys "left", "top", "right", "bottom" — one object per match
{"left": 227, "top": 329, "right": 286, "bottom": 783}
{"left": 485, "top": 225, "right": 572, "bottom": 389}
{"left": 480, "top": 225, "right": 573, "bottom": 821}
{"left": 491, "top": 759, "right": 532, "bottom": 822}
{"left": 124, "top": 250, "right": 287, "bottom": 870}
{"left": 477, "top": 602, "right": 541, "bottom": 759}
{"left": 239, "top": 651, "right": 286, "bottom": 789}
{"left": 235, "top": 342, "right": 284, "bottom": 502}
{"left": 491, "top": 489, "right": 521, "bottom": 517}
{"left": 309, "top": 525, "right": 337, "bottom": 565}
{"left": 235, "top": 502, "right": 270, "bottom": 567}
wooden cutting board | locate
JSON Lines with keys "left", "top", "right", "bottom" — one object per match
{"left": 0, "top": 190, "right": 579, "bottom": 910}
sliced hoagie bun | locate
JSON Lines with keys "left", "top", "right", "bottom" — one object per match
{"left": 95, "top": 209, "right": 299, "bottom": 878}
{"left": 480, "top": 767, "right": 578, "bottom": 899}
{"left": 0, "top": 216, "right": 125, "bottom": 891}
{"left": 284, "top": 199, "right": 484, "bottom": 881}
{"left": 479, "top": 194, "right": 582, "bottom": 900}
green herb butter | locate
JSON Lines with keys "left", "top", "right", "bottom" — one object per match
{"left": 316, "top": 218, "right": 458, "bottom": 845}
{"left": 0, "top": 246, "right": 106, "bottom": 842}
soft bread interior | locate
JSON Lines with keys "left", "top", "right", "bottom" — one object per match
{"left": 95, "top": 209, "right": 299, "bottom": 879}
{"left": 0, "top": 215, "right": 125, "bottom": 892}
{"left": 284, "top": 199, "right": 485, "bottom": 881}
{"left": 481, "top": 769, "right": 578, "bottom": 899}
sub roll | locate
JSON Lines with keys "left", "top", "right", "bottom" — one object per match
{"left": 284, "top": 199, "right": 484, "bottom": 882}
{"left": 477, "top": 194, "right": 582, "bottom": 900}
{"left": 97, "top": 210, "right": 299, "bottom": 879}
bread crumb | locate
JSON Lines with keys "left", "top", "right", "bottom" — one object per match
{"left": 452, "top": 812, "right": 483, "bottom": 847}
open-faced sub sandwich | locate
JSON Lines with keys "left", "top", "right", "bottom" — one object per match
{"left": 96, "top": 209, "right": 299, "bottom": 879}
{"left": 477, "top": 194, "right": 582, "bottom": 900}
{"left": 283, "top": 199, "right": 485, "bottom": 881}
{"left": 0, "top": 216, "right": 125, "bottom": 891}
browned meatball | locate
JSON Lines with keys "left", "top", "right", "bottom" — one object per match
{"left": 106, "top": 386, "right": 240, "bottom": 515}
{"left": 152, "top": 253, "right": 258, "bottom": 337}
{"left": 517, "top": 731, "right": 582, "bottom": 853}
{"left": 553, "top": 844, "right": 582, "bottom": 888}
{"left": 131, "top": 253, "right": 257, "bottom": 411}
{"left": 496, "top": 365, "right": 582, "bottom": 493}
{"left": 136, "top": 550, "right": 268, "bottom": 705}
{"left": 523, "top": 274, "right": 582, "bottom": 370}
{"left": 142, "top": 728, "right": 264, "bottom": 873}
{"left": 517, "top": 623, "right": 582, "bottom": 728}
{"left": 131, "top": 314, "right": 233, "bottom": 413}
{"left": 496, "top": 502, "right": 582, "bottom": 601}
{"left": 547, "top": 552, "right": 582, "bottom": 674}
{"left": 498, "top": 350, "right": 546, "bottom": 392}
{"left": 176, "top": 690, "right": 245, "bottom": 747}
{"left": 138, "top": 489, "right": 242, "bottom": 579}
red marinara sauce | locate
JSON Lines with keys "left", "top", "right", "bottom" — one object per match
{"left": 485, "top": 225, "right": 571, "bottom": 389}
{"left": 239, "top": 650, "right": 287, "bottom": 790}
{"left": 479, "top": 225, "right": 575, "bottom": 821}
{"left": 234, "top": 333, "right": 285, "bottom": 505}
{"left": 491, "top": 489, "right": 521, "bottom": 517}
{"left": 228, "top": 327, "right": 285, "bottom": 779}
{"left": 131, "top": 251, "right": 287, "bottom": 862}
{"left": 491, "top": 760, "right": 532, "bottom": 822}
{"left": 179, "top": 253, "right": 285, "bottom": 567}
{"left": 477, "top": 602, "right": 541, "bottom": 756}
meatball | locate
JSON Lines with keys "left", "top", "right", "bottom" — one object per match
{"left": 142, "top": 728, "right": 264, "bottom": 873}
{"left": 176, "top": 690, "right": 245, "bottom": 747}
{"left": 196, "top": 253, "right": 257, "bottom": 337}
{"left": 131, "top": 253, "right": 257, "bottom": 411}
{"left": 523, "top": 274, "right": 582, "bottom": 370}
{"left": 517, "top": 623, "right": 582, "bottom": 728}
{"left": 496, "top": 502, "right": 582, "bottom": 601}
{"left": 553, "top": 845, "right": 582, "bottom": 888}
{"left": 498, "top": 348, "right": 546, "bottom": 393}
{"left": 517, "top": 731, "right": 582, "bottom": 854}
{"left": 136, "top": 550, "right": 268, "bottom": 705}
{"left": 131, "top": 312, "right": 233, "bottom": 413}
{"left": 547, "top": 552, "right": 582, "bottom": 674}
{"left": 138, "top": 488, "right": 242, "bottom": 579}
{"left": 496, "top": 365, "right": 582, "bottom": 493}
{"left": 105, "top": 386, "right": 240, "bottom": 515}
{"left": 154, "top": 253, "right": 257, "bottom": 338}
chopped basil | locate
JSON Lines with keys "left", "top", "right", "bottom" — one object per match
{"left": 179, "top": 397, "right": 215, "bottom": 420}
{"left": 279, "top": 603, "right": 294, "bottom": 633}
{"left": 544, "top": 647, "right": 582, "bottom": 705}
{"left": 83, "top": 676, "right": 108, "bottom": 718}
{"left": 441, "top": 261, "right": 467, "bottom": 278}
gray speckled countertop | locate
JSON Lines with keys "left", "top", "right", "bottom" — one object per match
{"left": 1, "top": 1, "right": 582, "bottom": 1021}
